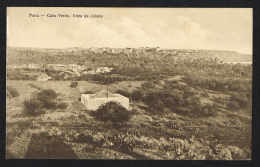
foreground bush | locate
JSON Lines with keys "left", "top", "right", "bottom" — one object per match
{"left": 227, "top": 93, "right": 251, "bottom": 111}
{"left": 200, "top": 103, "right": 218, "bottom": 117}
{"left": 61, "top": 128, "right": 249, "bottom": 160}
{"left": 57, "top": 102, "right": 68, "bottom": 109}
{"left": 91, "top": 101, "right": 131, "bottom": 126}
{"left": 23, "top": 100, "right": 44, "bottom": 119}
{"left": 7, "top": 86, "right": 20, "bottom": 98}
{"left": 23, "top": 89, "right": 59, "bottom": 118}
{"left": 35, "top": 89, "right": 58, "bottom": 109}
{"left": 130, "top": 90, "right": 143, "bottom": 101}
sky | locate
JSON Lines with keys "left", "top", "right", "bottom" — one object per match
{"left": 7, "top": 8, "right": 252, "bottom": 54}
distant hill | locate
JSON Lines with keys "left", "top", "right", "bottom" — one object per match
{"left": 205, "top": 50, "right": 252, "bottom": 62}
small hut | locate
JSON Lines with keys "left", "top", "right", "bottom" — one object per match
{"left": 37, "top": 73, "right": 51, "bottom": 81}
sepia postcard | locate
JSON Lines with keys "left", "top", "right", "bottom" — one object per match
{"left": 6, "top": 7, "right": 252, "bottom": 160}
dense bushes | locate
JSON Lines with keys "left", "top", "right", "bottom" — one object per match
{"left": 91, "top": 101, "right": 131, "bottom": 126}
{"left": 35, "top": 89, "right": 57, "bottom": 106}
{"left": 183, "top": 75, "right": 252, "bottom": 94}
{"left": 227, "top": 93, "right": 251, "bottom": 111}
{"left": 23, "top": 100, "right": 44, "bottom": 119}
{"left": 119, "top": 83, "right": 217, "bottom": 117}
{"left": 23, "top": 89, "right": 67, "bottom": 118}
{"left": 7, "top": 70, "right": 32, "bottom": 80}
{"left": 200, "top": 103, "right": 218, "bottom": 117}
{"left": 57, "top": 102, "right": 68, "bottom": 109}
{"left": 46, "top": 127, "right": 248, "bottom": 160}
{"left": 130, "top": 90, "right": 143, "bottom": 101}
{"left": 7, "top": 86, "right": 20, "bottom": 98}
{"left": 141, "top": 81, "right": 154, "bottom": 90}
{"left": 70, "top": 81, "right": 78, "bottom": 88}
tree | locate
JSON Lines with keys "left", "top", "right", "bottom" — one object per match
{"left": 70, "top": 81, "right": 78, "bottom": 88}
{"left": 35, "top": 89, "right": 58, "bottom": 109}
{"left": 91, "top": 101, "right": 131, "bottom": 127}
{"left": 36, "top": 89, "right": 57, "bottom": 102}
{"left": 23, "top": 100, "right": 44, "bottom": 119}
{"left": 130, "top": 90, "right": 143, "bottom": 101}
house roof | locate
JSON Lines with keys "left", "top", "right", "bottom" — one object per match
{"left": 89, "top": 90, "right": 117, "bottom": 99}
{"left": 37, "top": 73, "right": 51, "bottom": 79}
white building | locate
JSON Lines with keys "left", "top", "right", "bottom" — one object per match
{"left": 96, "top": 67, "right": 112, "bottom": 73}
{"left": 28, "top": 64, "right": 40, "bottom": 69}
{"left": 81, "top": 90, "right": 129, "bottom": 110}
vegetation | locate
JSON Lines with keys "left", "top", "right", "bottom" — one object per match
{"left": 91, "top": 101, "right": 131, "bottom": 127}
{"left": 130, "top": 90, "right": 143, "bottom": 101}
{"left": 7, "top": 69, "right": 37, "bottom": 81}
{"left": 70, "top": 81, "right": 79, "bottom": 88}
{"left": 23, "top": 89, "right": 68, "bottom": 118}
{"left": 57, "top": 102, "right": 68, "bottom": 110}
{"left": 7, "top": 86, "right": 20, "bottom": 98}
{"left": 116, "top": 89, "right": 131, "bottom": 98}
{"left": 23, "top": 100, "right": 44, "bottom": 119}
{"left": 7, "top": 48, "right": 252, "bottom": 160}
{"left": 227, "top": 93, "right": 251, "bottom": 111}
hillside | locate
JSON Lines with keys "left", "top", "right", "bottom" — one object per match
{"left": 206, "top": 50, "right": 252, "bottom": 62}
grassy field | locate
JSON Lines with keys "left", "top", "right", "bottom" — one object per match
{"left": 6, "top": 78, "right": 252, "bottom": 159}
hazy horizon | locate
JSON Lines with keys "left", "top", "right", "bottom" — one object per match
{"left": 7, "top": 8, "right": 252, "bottom": 54}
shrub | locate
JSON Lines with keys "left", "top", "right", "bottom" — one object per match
{"left": 228, "top": 93, "right": 251, "bottom": 110}
{"left": 183, "top": 87, "right": 198, "bottom": 98}
{"left": 91, "top": 101, "right": 131, "bottom": 126}
{"left": 27, "top": 83, "right": 41, "bottom": 90}
{"left": 227, "top": 101, "right": 240, "bottom": 111}
{"left": 200, "top": 91, "right": 209, "bottom": 98}
{"left": 7, "top": 86, "right": 20, "bottom": 98}
{"left": 151, "top": 99, "right": 165, "bottom": 112}
{"left": 45, "top": 101, "right": 58, "bottom": 109}
{"left": 23, "top": 100, "right": 44, "bottom": 119}
{"left": 141, "top": 81, "right": 154, "bottom": 90}
{"left": 21, "top": 74, "right": 31, "bottom": 80}
{"left": 116, "top": 89, "right": 131, "bottom": 98}
{"left": 200, "top": 103, "right": 217, "bottom": 117}
{"left": 153, "top": 79, "right": 161, "bottom": 85}
{"left": 70, "top": 81, "right": 78, "bottom": 88}
{"left": 131, "top": 90, "right": 143, "bottom": 101}
{"left": 34, "top": 89, "right": 58, "bottom": 110}
{"left": 57, "top": 102, "right": 68, "bottom": 109}
{"left": 186, "top": 96, "right": 202, "bottom": 110}
{"left": 36, "top": 89, "right": 57, "bottom": 102}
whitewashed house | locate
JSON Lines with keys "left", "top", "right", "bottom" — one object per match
{"left": 81, "top": 90, "right": 129, "bottom": 110}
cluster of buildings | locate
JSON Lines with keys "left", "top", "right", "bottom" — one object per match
{"left": 7, "top": 62, "right": 113, "bottom": 74}
{"left": 42, "top": 47, "right": 84, "bottom": 53}
{"left": 38, "top": 47, "right": 163, "bottom": 55}
{"left": 83, "top": 47, "right": 162, "bottom": 55}
{"left": 13, "top": 47, "right": 212, "bottom": 57}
